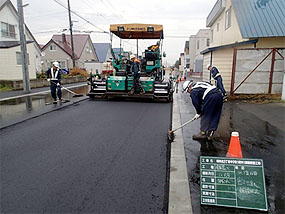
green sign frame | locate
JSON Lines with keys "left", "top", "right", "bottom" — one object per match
{"left": 200, "top": 156, "right": 268, "bottom": 211}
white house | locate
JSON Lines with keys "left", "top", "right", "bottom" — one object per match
{"left": 189, "top": 29, "right": 211, "bottom": 73}
{"left": 0, "top": 0, "right": 41, "bottom": 80}
{"left": 201, "top": 0, "right": 285, "bottom": 94}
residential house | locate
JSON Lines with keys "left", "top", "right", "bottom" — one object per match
{"left": 202, "top": 0, "right": 285, "bottom": 93}
{"left": 184, "top": 41, "right": 190, "bottom": 69}
{"left": 180, "top": 53, "right": 185, "bottom": 68}
{"left": 93, "top": 43, "right": 112, "bottom": 63}
{"left": 189, "top": 29, "right": 211, "bottom": 74}
{"left": 41, "top": 34, "right": 98, "bottom": 71}
{"left": 85, "top": 43, "right": 112, "bottom": 74}
{"left": 0, "top": 0, "right": 41, "bottom": 81}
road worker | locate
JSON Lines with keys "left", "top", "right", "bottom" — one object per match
{"left": 207, "top": 64, "right": 227, "bottom": 102}
{"left": 129, "top": 54, "right": 145, "bottom": 95}
{"left": 182, "top": 80, "right": 223, "bottom": 140}
{"left": 46, "top": 61, "right": 62, "bottom": 104}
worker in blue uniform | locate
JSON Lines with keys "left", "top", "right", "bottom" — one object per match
{"left": 46, "top": 61, "right": 62, "bottom": 104}
{"left": 182, "top": 80, "right": 223, "bottom": 140}
{"left": 129, "top": 54, "right": 145, "bottom": 95}
{"left": 207, "top": 64, "right": 227, "bottom": 102}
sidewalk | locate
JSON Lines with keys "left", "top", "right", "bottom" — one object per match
{"left": 0, "top": 82, "right": 86, "bottom": 101}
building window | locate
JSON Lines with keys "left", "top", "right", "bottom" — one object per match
{"left": 206, "top": 38, "right": 210, "bottom": 47}
{"left": 197, "top": 40, "right": 199, "bottom": 50}
{"left": 16, "top": 52, "right": 30, "bottom": 65}
{"left": 1, "top": 22, "right": 16, "bottom": 38}
{"left": 225, "top": 7, "right": 231, "bottom": 30}
{"left": 50, "top": 44, "right": 56, "bottom": 51}
{"left": 211, "top": 30, "right": 214, "bottom": 42}
{"left": 217, "top": 23, "right": 220, "bottom": 32}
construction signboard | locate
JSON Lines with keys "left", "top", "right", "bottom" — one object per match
{"left": 200, "top": 156, "right": 268, "bottom": 211}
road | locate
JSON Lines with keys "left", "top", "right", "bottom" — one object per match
{"left": 1, "top": 98, "right": 171, "bottom": 213}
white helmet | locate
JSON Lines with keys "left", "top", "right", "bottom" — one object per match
{"left": 207, "top": 64, "right": 211, "bottom": 70}
{"left": 130, "top": 54, "right": 136, "bottom": 59}
{"left": 182, "top": 80, "right": 193, "bottom": 92}
{"left": 52, "top": 61, "right": 60, "bottom": 68}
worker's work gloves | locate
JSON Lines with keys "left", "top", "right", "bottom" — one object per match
{"left": 223, "top": 93, "right": 228, "bottom": 102}
{"left": 47, "top": 78, "right": 50, "bottom": 82}
{"left": 57, "top": 83, "right": 60, "bottom": 87}
{"left": 193, "top": 114, "right": 201, "bottom": 120}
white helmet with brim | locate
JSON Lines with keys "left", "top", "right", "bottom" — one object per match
{"left": 182, "top": 80, "right": 194, "bottom": 92}
{"left": 53, "top": 61, "right": 60, "bottom": 68}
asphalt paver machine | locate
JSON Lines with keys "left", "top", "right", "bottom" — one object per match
{"left": 87, "top": 23, "right": 173, "bottom": 102}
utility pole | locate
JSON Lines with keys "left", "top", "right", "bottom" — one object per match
{"left": 67, "top": 0, "right": 75, "bottom": 68}
{"left": 17, "top": 0, "right": 30, "bottom": 93}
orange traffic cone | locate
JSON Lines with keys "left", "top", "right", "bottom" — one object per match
{"left": 182, "top": 77, "right": 185, "bottom": 81}
{"left": 226, "top": 132, "right": 243, "bottom": 158}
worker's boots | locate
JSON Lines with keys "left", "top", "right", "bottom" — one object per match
{"left": 207, "top": 131, "right": 214, "bottom": 141}
{"left": 129, "top": 88, "right": 135, "bottom": 95}
{"left": 192, "top": 131, "right": 207, "bottom": 141}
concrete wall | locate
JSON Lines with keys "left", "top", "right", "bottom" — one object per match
{"left": 84, "top": 62, "right": 103, "bottom": 74}
{"left": 0, "top": 43, "right": 37, "bottom": 80}
{"left": 234, "top": 49, "right": 284, "bottom": 94}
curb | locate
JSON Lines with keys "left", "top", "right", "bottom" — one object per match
{"left": 168, "top": 93, "right": 193, "bottom": 213}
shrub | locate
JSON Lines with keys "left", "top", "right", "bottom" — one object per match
{"left": 69, "top": 68, "right": 88, "bottom": 77}
{"left": 36, "top": 72, "right": 47, "bottom": 79}
{"left": 0, "top": 83, "right": 13, "bottom": 91}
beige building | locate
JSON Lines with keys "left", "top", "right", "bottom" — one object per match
{"left": 0, "top": 0, "right": 41, "bottom": 81}
{"left": 189, "top": 29, "right": 211, "bottom": 73}
{"left": 202, "top": 0, "right": 285, "bottom": 93}
{"left": 41, "top": 34, "right": 98, "bottom": 71}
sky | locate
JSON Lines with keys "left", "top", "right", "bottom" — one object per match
{"left": 11, "top": 0, "right": 217, "bottom": 65}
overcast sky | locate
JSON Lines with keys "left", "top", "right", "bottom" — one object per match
{"left": 11, "top": 0, "right": 217, "bottom": 65}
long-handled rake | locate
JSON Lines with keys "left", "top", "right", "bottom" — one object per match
{"left": 168, "top": 117, "right": 196, "bottom": 141}
{"left": 50, "top": 81, "right": 83, "bottom": 97}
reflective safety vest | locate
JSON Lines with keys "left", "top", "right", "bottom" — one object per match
{"left": 51, "top": 68, "right": 59, "bottom": 80}
{"left": 192, "top": 82, "right": 216, "bottom": 100}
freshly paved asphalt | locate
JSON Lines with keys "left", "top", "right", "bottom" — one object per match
{"left": 1, "top": 98, "right": 171, "bottom": 213}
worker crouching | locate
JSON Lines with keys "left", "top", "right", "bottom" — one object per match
{"left": 182, "top": 80, "right": 223, "bottom": 141}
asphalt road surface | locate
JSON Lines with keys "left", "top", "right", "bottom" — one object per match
{"left": 1, "top": 99, "right": 171, "bottom": 213}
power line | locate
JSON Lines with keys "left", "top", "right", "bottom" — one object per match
{"left": 52, "top": 0, "right": 109, "bottom": 34}
{"left": 104, "top": 0, "right": 128, "bottom": 22}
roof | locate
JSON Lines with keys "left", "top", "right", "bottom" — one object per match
{"left": 51, "top": 34, "right": 91, "bottom": 59}
{"left": 93, "top": 43, "right": 110, "bottom": 63}
{"left": 184, "top": 41, "right": 189, "bottom": 51}
{"left": 0, "top": 41, "right": 33, "bottom": 48}
{"left": 200, "top": 39, "right": 258, "bottom": 54}
{"left": 232, "top": 0, "right": 285, "bottom": 38}
{"left": 110, "top": 24, "right": 163, "bottom": 39}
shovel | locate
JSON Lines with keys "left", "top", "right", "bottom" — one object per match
{"left": 168, "top": 117, "right": 196, "bottom": 141}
